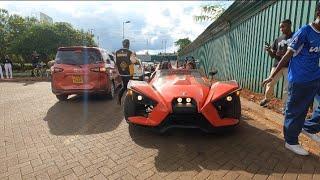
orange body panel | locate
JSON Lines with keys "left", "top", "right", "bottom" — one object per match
{"left": 127, "top": 81, "right": 169, "bottom": 126}
{"left": 126, "top": 69, "right": 241, "bottom": 128}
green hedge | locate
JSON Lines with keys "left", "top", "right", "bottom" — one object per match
{"left": 11, "top": 63, "right": 34, "bottom": 71}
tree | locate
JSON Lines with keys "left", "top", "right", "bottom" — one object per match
{"left": 0, "top": 8, "right": 9, "bottom": 58}
{"left": 1, "top": 8, "right": 97, "bottom": 64}
{"left": 175, "top": 38, "right": 192, "bottom": 55}
{"left": 10, "top": 23, "right": 97, "bottom": 63}
{"left": 194, "top": 4, "right": 225, "bottom": 22}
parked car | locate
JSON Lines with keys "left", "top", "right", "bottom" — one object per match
{"left": 51, "top": 46, "right": 122, "bottom": 101}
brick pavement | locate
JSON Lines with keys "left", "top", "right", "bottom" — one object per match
{"left": 0, "top": 82, "right": 320, "bottom": 180}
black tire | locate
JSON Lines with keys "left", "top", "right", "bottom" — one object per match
{"left": 56, "top": 94, "right": 68, "bottom": 101}
{"left": 124, "top": 94, "right": 136, "bottom": 123}
{"left": 107, "top": 81, "right": 115, "bottom": 99}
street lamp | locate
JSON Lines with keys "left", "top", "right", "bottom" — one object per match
{"left": 122, "top": 21, "right": 130, "bottom": 40}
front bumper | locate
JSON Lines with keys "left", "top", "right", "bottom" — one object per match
{"left": 128, "top": 113, "right": 239, "bottom": 133}
{"left": 128, "top": 111, "right": 239, "bottom": 133}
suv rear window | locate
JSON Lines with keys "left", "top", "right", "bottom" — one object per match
{"left": 55, "top": 49, "right": 102, "bottom": 65}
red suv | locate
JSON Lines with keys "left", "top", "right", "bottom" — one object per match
{"left": 51, "top": 46, "right": 122, "bottom": 101}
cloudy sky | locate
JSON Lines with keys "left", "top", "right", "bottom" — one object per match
{"left": 0, "top": 1, "right": 233, "bottom": 54}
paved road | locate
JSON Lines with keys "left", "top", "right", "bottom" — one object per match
{"left": 0, "top": 82, "right": 320, "bottom": 180}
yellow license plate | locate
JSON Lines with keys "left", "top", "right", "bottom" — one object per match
{"left": 72, "top": 76, "right": 83, "bottom": 84}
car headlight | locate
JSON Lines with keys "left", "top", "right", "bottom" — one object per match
{"left": 174, "top": 97, "right": 194, "bottom": 104}
{"left": 128, "top": 89, "right": 158, "bottom": 117}
{"left": 128, "top": 89, "right": 157, "bottom": 106}
{"left": 211, "top": 89, "right": 241, "bottom": 118}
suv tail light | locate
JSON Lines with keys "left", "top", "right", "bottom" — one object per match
{"left": 90, "top": 67, "right": 106, "bottom": 72}
{"left": 52, "top": 67, "right": 64, "bottom": 73}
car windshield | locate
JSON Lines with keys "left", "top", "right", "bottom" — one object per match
{"left": 55, "top": 49, "right": 102, "bottom": 65}
{"left": 158, "top": 69, "right": 203, "bottom": 78}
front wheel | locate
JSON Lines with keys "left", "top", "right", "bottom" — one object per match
{"left": 56, "top": 94, "right": 68, "bottom": 101}
{"left": 231, "top": 95, "right": 241, "bottom": 120}
{"left": 124, "top": 94, "right": 136, "bottom": 123}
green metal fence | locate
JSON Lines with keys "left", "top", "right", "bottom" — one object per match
{"left": 181, "top": 0, "right": 318, "bottom": 98}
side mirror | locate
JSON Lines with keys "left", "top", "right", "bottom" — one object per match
{"left": 105, "top": 64, "right": 113, "bottom": 68}
{"left": 209, "top": 70, "right": 218, "bottom": 77}
{"left": 144, "top": 71, "right": 151, "bottom": 77}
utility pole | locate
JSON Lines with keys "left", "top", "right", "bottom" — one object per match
{"left": 122, "top": 21, "right": 130, "bottom": 39}
{"left": 161, "top": 40, "right": 163, "bottom": 54}
{"left": 146, "top": 39, "right": 149, "bottom": 54}
{"left": 164, "top": 40, "right": 167, "bottom": 54}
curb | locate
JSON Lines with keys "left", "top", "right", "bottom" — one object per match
{"left": 241, "top": 97, "right": 320, "bottom": 154}
{"left": 0, "top": 77, "right": 50, "bottom": 83}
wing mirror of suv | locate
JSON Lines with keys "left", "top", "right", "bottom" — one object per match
{"left": 209, "top": 70, "right": 218, "bottom": 77}
{"left": 144, "top": 71, "right": 151, "bottom": 77}
{"left": 144, "top": 71, "right": 151, "bottom": 81}
{"left": 209, "top": 70, "right": 218, "bottom": 81}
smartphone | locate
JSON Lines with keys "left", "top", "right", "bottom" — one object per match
{"left": 264, "top": 41, "right": 270, "bottom": 47}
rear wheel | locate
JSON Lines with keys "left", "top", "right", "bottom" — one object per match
{"left": 124, "top": 94, "right": 136, "bottom": 123}
{"left": 107, "top": 81, "right": 115, "bottom": 99}
{"left": 56, "top": 94, "right": 68, "bottom": 101}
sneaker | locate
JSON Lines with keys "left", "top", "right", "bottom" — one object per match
{"left": 285, "top": 143, "right": 309, "bottom": 156}
{"left": 301, "top": 129, "right": 320, "bottom": 143}
{"left": 259, "top": 99, "right": 269, "bottom": 107}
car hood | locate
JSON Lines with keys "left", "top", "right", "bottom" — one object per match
{"left": 151, "top": 74, "right": 210, "bottom": 107}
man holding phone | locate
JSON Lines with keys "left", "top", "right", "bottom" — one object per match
{"left": 260, "top": 19, "right": 294, "bottom": 110}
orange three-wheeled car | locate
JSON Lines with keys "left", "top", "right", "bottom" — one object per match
{"left": 124, "top": 68, "right": 241, "bottom": 133}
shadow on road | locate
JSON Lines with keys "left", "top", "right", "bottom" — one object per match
{"left": 129, "top": 115, "right": 320, "bottom": 176}
{"left": 44, "top": 94, "right": 124, "bottom": 135}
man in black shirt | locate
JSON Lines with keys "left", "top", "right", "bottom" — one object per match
{"left": 31, "top": 51, "right": 40, "bottom": 77}
{"left": 4, "top": 55, "right": 13, "bottom": 79}
{"left": 260, "top": 19, "right": 294, "bottom": 109}
{"left": 31, "top": 51, "right": 40, "bottom": 67}
{"left": 115, "top": 39, "right": 137, "bottom": 105}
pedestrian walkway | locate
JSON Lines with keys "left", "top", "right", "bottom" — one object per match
{"left": 0, "top": 82, "right": 319, "bottom": 179}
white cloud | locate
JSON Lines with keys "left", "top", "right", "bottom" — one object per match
{"left": 0, "top": 1, "right": 233, "bottom": 54}
{"left": 150, "top": 36, "right": 159, "bottom": 44}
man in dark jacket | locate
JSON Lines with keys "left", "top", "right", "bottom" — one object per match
{"left": 115, "top": 39, "right": 137, "bottom": 105}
